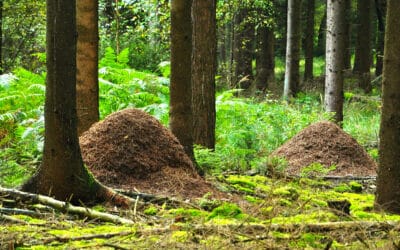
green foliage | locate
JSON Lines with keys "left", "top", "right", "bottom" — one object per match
{"left": 300, "top": 163, "right": 336, "bottom": 178}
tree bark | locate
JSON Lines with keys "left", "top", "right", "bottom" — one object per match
{"left": 232, "top": 7, "right": 254, "bottom": 89}
{"left": 255, "top": 25, "right": 275, "bottom": 91}
{"left": 353, "top": 0, "right": 372, "bottom": 93}
{"left": 283, "top": 0, "right": 302, "bottom": 99}
{"left": 375, "top": 0, "right": 400, "bottom": 214}
{"left": 325, "top": 0, "right": 346, "bottom": 125}
{"left": 303, "top": 0, "right": 315, "bottom": 82}
{"left": 192, "top": 0, "right": 216, "bottom": 150}
{"left": 374, "top": 0, "right": 386, "bottom": 76}
{"left": 76, "top": 0, "right": 99, "bottom": 136}
{"left": 169, "top": 0, "right": 194, "bottom": 160}
{"left": 343, "top": 0, "right": 352, "bottom": 70}
{"left": 21, "top": 0, "right": 132, "bottom": 207}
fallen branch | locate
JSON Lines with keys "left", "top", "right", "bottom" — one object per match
{"left": 43, "top": 231, "right": 134, "bottom": 244}
{"left": 0, "top": 186, "right": 134, "bottom": 225}
{"left": 0, "top": 207, "right": 43, "bottom": 217}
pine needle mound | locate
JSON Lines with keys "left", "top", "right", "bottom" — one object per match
{"left": 271, "top": 121, "right": 377, "bottom": 177}
{"left": 79, "top": 108, "right": 219, "bottom": 199}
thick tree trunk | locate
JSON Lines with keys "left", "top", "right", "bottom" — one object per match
{"left": 325, "top": 0, "right": 346, "bottom": 125}
{"left": 22, "top": 0, "right": 132, "bottom": 207}
{"left": 374, "top": 0, "right": 386, "bottom": 76}
{"left": 169, "top": 0, "right": 194, "bottom": 160}
{"left": 192, "top": 0, "right": 216, "bottom": 150}
{"left": 303, "top": 0, "right": 315, "bottom": 82}
{"left": 76, "top": 0, "right": 99, "bottom": 136}
{"left": 353, "top": 0, "right": 372, "bottom": 93}
{"left": 375, "top": 0, "right": 400, "bottom": 214}
{"left": 232, "top": 7, "right": 254, "bottom": 89}
{"left": 255, "top": 25, "right": 275, "bottom": 91}
{"left": 283, "top": 0, "right": 302, "bottom": 99}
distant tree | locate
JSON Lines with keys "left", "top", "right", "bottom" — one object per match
{"left": 375, "top": 0, "right": 400, "bottom": 214}
{"left": 343, "top": 0, "right": 352, "bottom": 70}
{"left": 192, "top": 0, "right": 216, "bottom": 150}
{"left": 232, "top": 5, "right": 254, "bottom": 90}
{"left": 353, "top": 0, "right": 372, "bottom": 93}
{"left": 169, "top": 0, "right": 195, "bottom": 160}
{"left": 76, "top": 0, "right": 99, "bottom": 135}
{"left": 303, "top": 0, "right": 314, "bottom": 82}
{"left": 255, "top": 24, "right": 275, "bottom": 91}
{"left": 283, "top": 0, "right": 301, "bottom": 99}
{"left": 315, "top": 9, "right": 327, "bottom": 57}
{"left": 22, "top": 0, "right": 131, "bottom": 206}
{"left": 325, "top": 0, "right": 346, "bottom": 124}
{"left": 375, "top": 0, "right": 386, "bottom": 76}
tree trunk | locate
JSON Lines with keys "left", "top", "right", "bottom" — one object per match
{"left": 232, "top": 7, "right": 254, "bottom": 89}
{"left": 325, "top": 0, "right": 346, "bottom": 125}
{"left": 192, "top": 0, "right": 216, "bottom": 150}
{"left": 0, "top": 0, "right": 2, "bottom": 74}
{"left": 375, "top": 0, "right": 400, "bottom": 214}
{"left": 76, "top": 0, "right": 99, "bottom": 136}
{"left": 169, "top": 0, "right": 194, "bottom": 160}
{"left": 315, "top": 7, "right": 327, "bottom": 57}
{"left": 353, "top": 0, "right": 372, "bottom": 93}
{"left": 343, "top": 0, "right": 352, "bottom": 70}
{"left": 22, "top": 0, "right": 132, "bottom": 207}
{"left": 255, "top": 25, "right": 275, "bottom": 91}
{"left": 303, "top": 0, "right": 315, "bottom": 82}
{"left": 374, "top": 0, "right": 386, "bottom": 76}
{"left": 283, "top": 0, "right": 302, "bottom": 99}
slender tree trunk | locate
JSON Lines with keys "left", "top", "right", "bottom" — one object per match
{"left": 192, "top": 0, "right": 216, "bottom": 150}
{"left": 375, "top": 0, "right": 386, "bottom": 76}
{"left": 232, "top": 7, "right": 254, "bottom": 89}
{"left": 76, "top": 0, "right": 99, "bottom": 135}
{"left": 316, "top": 8, "right": 327, "bottom": 57}
{"left": 375, "top": 0, "right": 400, "bottom": 214}
{"left": 303, "top": 0, "right": 315, "bottom": 82}
{"left": 22, "top": 0, "right": 132, "bottom": 207}
{"left": 255, "top": 25, "right": 275, "bottom": 91}
{"left": 283, "top": 0, "right": 302, "bottom": 99}
{"left": 343, "top": 0, "right": 352, "bottom": 70}
{"left": 353, "top": 0, "right": 372, "bottom": 93}
{"left": 114, "top": 0, "right": 120, "bottom": 55}
{"left": 325, "top": 0, "right": 346, "bottom": 125}
{"left": 170, "top": 0, "right": 194, "bottom": 160}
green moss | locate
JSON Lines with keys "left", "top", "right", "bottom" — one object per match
{"left": 349, "top": 181, "right": 363, "bottom": 193}
{"left": 226, "top": 175, "right": 257, "bottom": 189}
{"left": 207, "top": 203, "right": 243, "bottom": 220}
{"left": 168, "top": 208, "right": 207, "bottom": 218}
{"left": 334, "top": 183, "right": 352, "bottom": 193}
{"left": 273, "top": 187, "right": 299, "bottom": 201}
{"left": 171, "top": 230, "right": 190, "bottom": 243}
{"left": 144, "top": 205, "right": 158, "bottom": 215}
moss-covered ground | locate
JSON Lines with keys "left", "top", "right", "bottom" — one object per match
{"left": 2, "top": 175, "right": 400, "bottom": 249}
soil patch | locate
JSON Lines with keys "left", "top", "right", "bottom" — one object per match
{"left": 271, "top": 121, "right": 377, "bottom": 177}
{"left": 80, "top": 108, "right": 222, "bottom": 199}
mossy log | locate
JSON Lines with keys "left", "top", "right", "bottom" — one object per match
{"left": 0, "top": 186, "right": 134, "bottom": 225}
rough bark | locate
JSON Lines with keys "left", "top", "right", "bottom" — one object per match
{"left": 325, "top": 0, "right": 346, "bottom": 125}
{"left": 303, "top": 0, "right": 315, "bottom": 82}
{"left": 21, "top": 0, "right": 132, "bottom": 207}
{"left": 169, "top": 0, "right": 194, "bottom": 160}
{"left": 192, "top": 0, "right": 216, "bottom": 149}
{"left": 76, "top": 0, "right": 99, "bottom": 136}
{"left": 375, "top": 0, "right": 400, "bottom": 214}
{"left": 353, "top": 0, "right": 372, "bottom": 92}
{"left": 232, "top": 7, "right": 254, "bottom": 89}
{"left": 374, "top": 0, "right": 386, "bottom": 76}
{"left": 283, "top": 0, "right": 302, "bottom": 99}
{"left": 255, "top": 25, "right": 275, "bottom": 91}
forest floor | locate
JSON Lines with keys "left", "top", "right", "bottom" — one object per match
{"left": 2, "top": 108, "right": 398, "bottom": 249}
